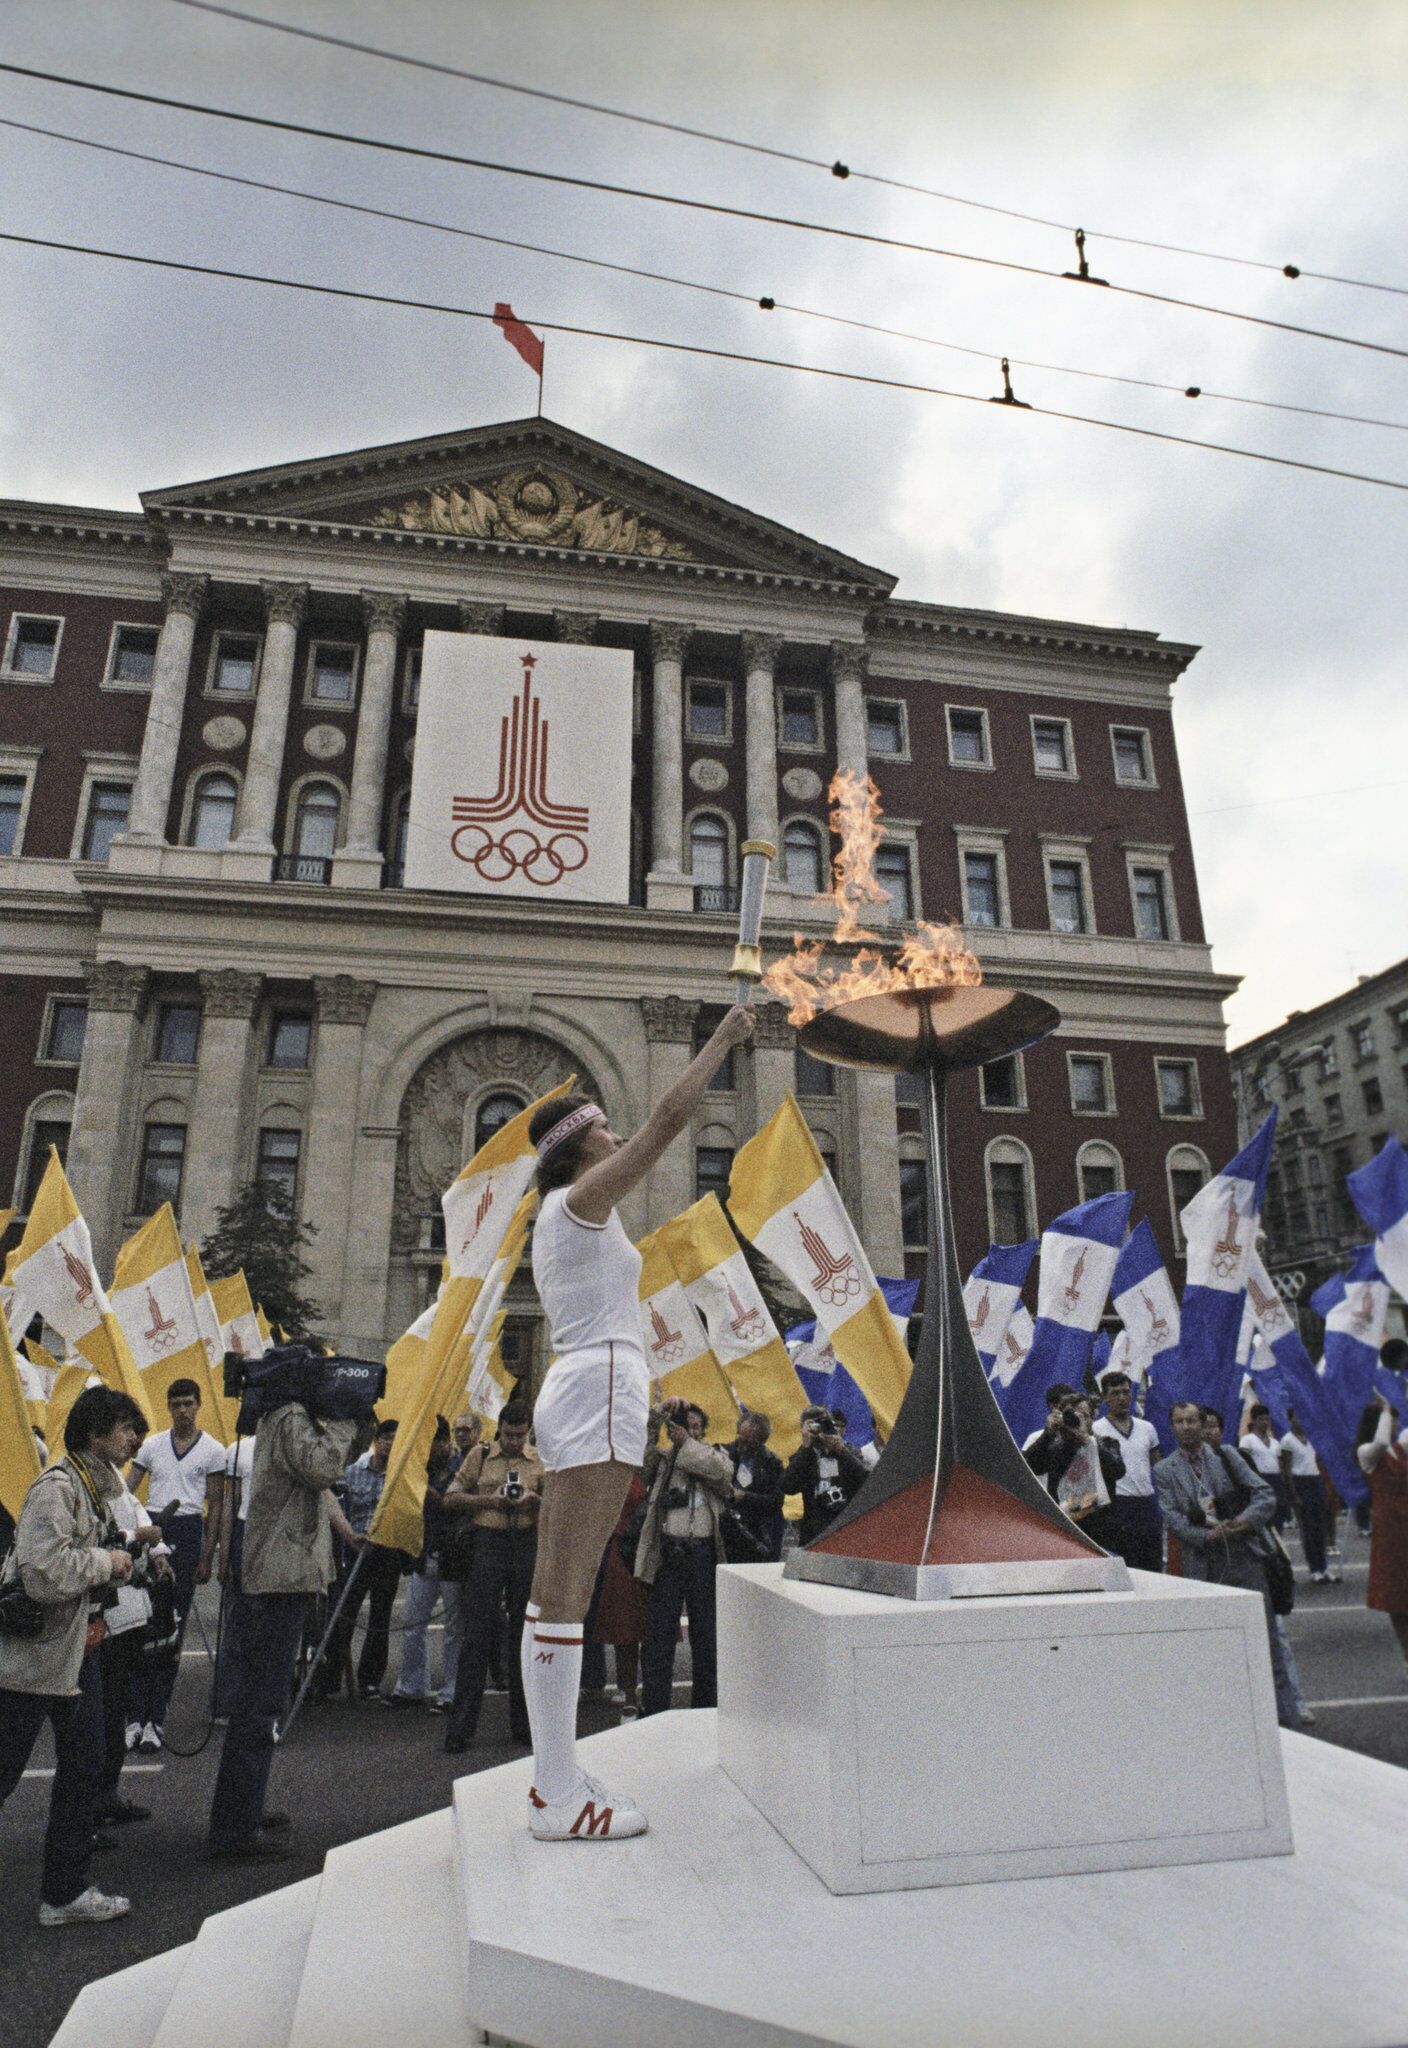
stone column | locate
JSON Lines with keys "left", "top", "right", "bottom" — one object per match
{"left": 642, "top": 996, "right": 698, "bottom": 1227}
{"left": 334, "top": 591, "right": 405, "bottom": 888}
{"left": 854, "top": 1070, "right": 905, "bottom": 1277}
{"left": 181, "top": 970, "right": 264, "bottom": 1242}
{"left": 747, "top": 1002, "right": 797, "bottom": 1130}
{"left": 65, "top": 962, "right": 149, "bottom": 1274}
{"left": 553, "top": 609, "right": 599, "bottom": 644}
{"left": 647, "top": 621, "right": 691, "bottom": 909}
{"left": 742, "top": 632, "right": 782, "bottom": 851}
{"left": 119, "top": 573, "right": 209, "bottom": 855}
{"left": 457, "top": 601, "right": 504, "bottom": 638}
{"left": 831, "top": 639, "right": 869, "bottom": 784}
{"left": 337, "top": 1123, "right": 401, "bottom": 1357}
{"left": 231, "top": 580, "right": 309, "bottom": 856}
{"left": 303, "top": 976, "right": 378, "bottom": 1334}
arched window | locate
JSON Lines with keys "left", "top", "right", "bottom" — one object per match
{"left": 188, "top": 771, "right": 238, "bottom": 850}
{"left": 689, "top": 813, "right": 729, "bottom": 890}
{"left": 986, "top": 1136, "right": 1036, "bottom": 1246}
{"left": 14, "top": 1090, "right": 74, "bottom": 1214}
{"left": 784, "top": 819, "right": 826, "bottom": 898}
{"left": 1077, "top": 1139, "right": 1124, "bottom": 1203}
{"left": 293, "top": 781, "right": 341, "bottom": 860}
{"left": 1167, "top": 1144, "right": 1212, "bottom": 1253}
{"left": 475, "top": 1091, "right": 525, "bottom": 1154}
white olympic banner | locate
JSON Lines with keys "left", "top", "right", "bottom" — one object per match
{"left": 404, "top": 631, "right": 632, "bottom": 903}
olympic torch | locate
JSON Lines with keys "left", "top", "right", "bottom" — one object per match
{"left": 731, "top": 838, "right": 775, "bottom": 1004}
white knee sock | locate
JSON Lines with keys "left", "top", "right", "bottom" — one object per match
{"left": 521, "top": 1603, "right": 541, "bottom": 1747}
{"left": 528, "top": 1622, "right": 583, "bottom": 1804}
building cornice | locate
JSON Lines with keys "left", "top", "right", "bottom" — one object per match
{"left": 1230, "top": 950, "right": 1408, "bottom": 1060}
{"left": 871, "top": 600, "right": 1198, "bottom": 676}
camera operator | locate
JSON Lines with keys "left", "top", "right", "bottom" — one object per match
{"left": 635, "top": 1399, "right": 733, "bottom": 1717}
{"left": 97, "top": 1414, "right": 174, "bottom": 1830}
{"left": 724, "top": 1410, "right": 785, "bottom": 1562}
{"left": 0, "top": 1385, "right": 143, "bottom": 1927}
{"left": 1025, "top": 1393, "right": 1124, "bottom": 1550}
{"left": 440, "top": 1400, "right": 543, "bottom": 1752}
{"left": 206, "top": 1366, "right": 358, "bottom": 1863}
{"left": 782, "top": 1406, "right": 868, "bottom": 1544}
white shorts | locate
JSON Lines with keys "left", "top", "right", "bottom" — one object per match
{"left": 533, "top": 1341, "right": 650, "bottom": 1472}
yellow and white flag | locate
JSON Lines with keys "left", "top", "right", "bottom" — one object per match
{"left": 730, "top": 1095, "right": 910, "bottom": 1437}
{"left": 381, "top": 1295, "right": 438, "bottom": 1427}
{"left": 185, "top": 1245, "right": 241, "bottom": 1440}
{"left": 658, "top": 1195, "right": 807, "bottom": 1457}
{"left": 10, "top": 1152, "right": 154, "bottom": 1427}
{"left": 255, "top": 1304, "right": 274, "bottom": 1348}
{"left": 210, "top": 1270, "right": 265, "bottom": 1365}
{"left": 468, "top": 1311, "right": 517, "bottom": 1423}
{"left": 0, "top": 1312, "right": 42, "bottom": 1521}
{"left": 442, "top": 1077, "right": 573, "bottom": 1281}
{"left": 111, "top": 1204, "right": 226, "bottom": 1434}
{"left": 462, "top": 1194, "right": 535, "bottom": 1417}
{"left": 635, "top": 1223, "right": 738, "bottom": 1442}
{"left": 369, "top": 1275, "right": 481, "bottom": 1558}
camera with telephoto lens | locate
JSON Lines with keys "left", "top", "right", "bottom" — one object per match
{"left": 224, "top": 1342, "right": 386, "bottom": 1433}
{"left": 502, "top": 1469, "right": 526, "bottom": 1504}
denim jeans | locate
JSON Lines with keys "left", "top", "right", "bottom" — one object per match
{"left": 394, "top": 1566, "right": 464, "bottom": 1702}
{"left": 0, "top": 1652, "right": 105, "bottom": 1906}
{"left": 207, "top": 1591, "right": 307, "bottom": 1850}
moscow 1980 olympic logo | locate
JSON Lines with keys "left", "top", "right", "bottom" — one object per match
{"left": 450, "top": 653, "right": 590, "bottom": 887}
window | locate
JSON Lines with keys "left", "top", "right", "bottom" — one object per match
{"left": 1289, "top": 1106, "right": 1309, "bottom": 1131}
{"left": 695, "top": 1146, "right": 733, "bottom": 1203}
{"left": 21, "top": 1117, "right": 70, "bottom": 1212}
{"left": 1325, "top": 1092, "right": 1343, "bottom": 1125}
{"left": 875, "top": 844, "right": 914, "bottom": 923}
{"left": 268, "top": 1011, "right": 312, "bottom": 1070}
{"left": 1047, "top": 858, "right": 1088, "bottom": 935}
{"left": 980, "top": 1056, "right": 1024, "bottom": 1110}
{"left": 1314, "top": 1205, "right": 1329, "bottom": 1238}
{"left": 962, "top": 851, "right": 1001, "bottom": 928}
{"left": 293, "top": 783, "right": 340, "bottom": 860}
{"left": 0, "top": 773, "right": 26, "bottom": 855}
{"left": 987, "top": 1141, "right": 1034, "bottom": 1245}
{"left": 694, "top": 1006, "right": 735, "bottom": 1091}
{"left": 1078, "top": 1141, "right": 1123, "bottom": 1202}
{"left": 44, "top": 1000, "right": 87, "bottom": 1065}
{"left": 1031, "top": 717, "right": 1074, "bottom": 776}
{"left": 1307, "top": 1154, "right": 1324, "bottom": 1187}
{"left": 867, "top": 700, "right": 906, "bottom": 758}
{"left": 1283, "top": 1063, "right": 1304, "bottom": 1095}
{"left": 80, "top": 782, "right": 130, "bottom": 862}
{"left": 1132, "top": 867, "right": 1172, "bottom": 941}
{"left": 188, "top": 771, "right": 238, "bottom": 850}
{"left": 1069, "top": 1054, "right": 1114, "bottom": 1115}
{"left": 404, "top": 644, "right": 423, "bottom": 712}
{"left": 783, "top": 819, "right": 826, "bottom": 897}
{"left": 687, "top": 678, "right": 729, "bottom": 738}
{"left": 256, "top": 1127, "right": 301, "bottom": 1208}
{"left": 795, "top": 1045, "right": 835, "bottom": 1097}
{"left": 689, "top": 813, "right": 729, "bottom": 892}
{"left": 307, "top": 641, "right": 357, "bottom": 705}
{"left": 136, "top": 1124, "right": 186, "bottom": 1214}
{"left": 1111, "top": 726, "right": 1152, "bottom": 784}
{"left": 1156, "top": 1058, "right": 1201, "bottom": 1118}
{"left": 779, "top": 689, "right": 820, "bottom": 749}
{"left": 1351, "top": 1019, "right": 1375, "bottom": 1060}
{"left": 106, "top": 624, "right": 159, "bottom": 688}
{"left": 209, "top": 632, "right": 260, "bottom": 696}
{"left": 4, "top": 615, "right": 61, "bottom": 679}
{"left": 474, "top": 1092, "right": 523, "bottom": 1153}
{"left": 1393, "top": 1003, "right": 1408, "bottom": 1048}
{"left": 1362, "top": 1076, "right": 1384, "bottom": 1115}
{"left": 900, "top": 1157, "right": 927, "bottom": 1248}
{"left": 895, "top": 1071, "right": 924, "bottom": 1109}
{"left": 155, "top": 1002, "right": 201, "bottom": 1066}
{"left": 946, "top": 707, "right": 990, "bottom": 767}
{"left": 1167, "top": 1147, "right": 1210, "bottom": 1252}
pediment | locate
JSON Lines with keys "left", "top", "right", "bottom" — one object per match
{"left": 141, "top": 417, "right": 894, "bottom": 590}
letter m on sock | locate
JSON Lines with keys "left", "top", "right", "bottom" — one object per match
{"left": 571, "top": 1800, "right": 613, "bottom": 1838}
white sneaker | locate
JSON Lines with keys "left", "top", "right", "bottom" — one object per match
{"left": 138, "top": 1722, "right": 162, "bottom": 1753}
{"left": 528, "top": 1773, "right": 647, "bottom": 1841}
{"left": 39, "top": 1886, "right": 131, "bottom": 1927}
{"left": 124, "top": 1721, "right": 142, "bottom": 1751}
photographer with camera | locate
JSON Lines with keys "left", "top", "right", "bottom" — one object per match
{"left": 635, "top": 1399, "right": 733, "bottom": 1718}
{"left": 781, "top": 1405, "right": 869, "bottom": 1544}
{"left": 0, "top": 1385, "right": 144, "bottom": 1927}
{"left": 724, "top": 1410, "right": 785, "bottom": 1563}
{"left": 440, "top": 1400, "right": 543, "bottom": 1752}
{"left": 1025, "top": 1393, "right": 1124, "bottom": 1550}
{"left": 206, "top": 1345, "right": 372, "bottom": 1862}
{"left": 96, "top": 1412, "right": 175, "bottom": 1831}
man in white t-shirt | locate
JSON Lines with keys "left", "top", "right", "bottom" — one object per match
{"left": 1280, "top": 1410, "right": 1333, "bottom": 1582}
{"left": 1093, "top": 1371, "right": 1164, "bottom": 1573}
{"left": 1239, "top": 1401, "right": 1293, "bottom": 1529}
{"left": 128, "top": 1378, "right": 226, "bottom": 1749}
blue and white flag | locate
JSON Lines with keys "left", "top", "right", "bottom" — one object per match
{"left": 1109, "top": 1217, "right": 1181, "bottom": 1391}
{"left": 995, "top": 1191, "right": 1133, "bottom": 1448}
{"left": 963, "top": 1240, "right": 1038, "bottom": 1372}
{"left": 1245, "top": 1251, "right": 1366, "bottom": 1507}
{"left": 1311, "top": 1245, "right": 1390, "bottom": 1443}
{"left": 989, "top": 1303, "right": 1035, "bottom": 1388}
{"left": 787, "top": 1275, "right": 919, "bottom": 1448}
{"left": 1347, "top": 1136, "right": 1408, "bottom": 1304}
{"left": 1161, "top": 1112, "right": 1276, "bottom": 1429}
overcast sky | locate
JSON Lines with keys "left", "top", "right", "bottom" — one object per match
{"left": 2, "top": 0, "right": 1404, "bottom": 1048}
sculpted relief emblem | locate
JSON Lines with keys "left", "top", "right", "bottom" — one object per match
{"left": 303, "top": 723, "right": 347, "bottom": 761}
{"left": 368, "top": 465, "right": 695, "bottom": 561}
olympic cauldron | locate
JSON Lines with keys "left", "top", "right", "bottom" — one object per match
{"left": 785, "top": 983, "right": 1132, "bottom": 1600}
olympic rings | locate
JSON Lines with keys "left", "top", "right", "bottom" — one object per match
{"left": 450, "top": 820, "right": 589, "bottom": 885}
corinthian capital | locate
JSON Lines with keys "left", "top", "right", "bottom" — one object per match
{"left": 314, "top": 974, "right": 378, "bottom": 1026}
{"left": 361, "top": 590, "right": 407, "bottom": 638}
{"left": 457, "top": 601, "right": 504, "bottom": 637}
{"left": 553, "top": 609, "right": 599, "bottom": 645}
{"left": 740, "top": 631, "right": 783, "bottom": 676}
{"left": 159, "top": 571, "right": 209, "bottom": 621}
{"left": 261, "top": 579, "right": 310, "bottom": 630}
{"left": 750, "top": 1002, "right": 796, "bottom": 1050}
{"left": 642, "top": 994, "right": 698, "bottom": 1044}
{"left": 830, "top": 639, "right": 868, "bottom": 686}
{"left": 197, "top": 968, "right": 264, "bottom": 1020}
{"left": 82, "top": 960, "right": 149, "bottom": 1014}
{"left": 649, "top": 620, "right": 692, "bottom": 667}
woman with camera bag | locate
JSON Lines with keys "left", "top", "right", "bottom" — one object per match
{"left": 522, "top": 1001, "right": 754, "bottom": 1842}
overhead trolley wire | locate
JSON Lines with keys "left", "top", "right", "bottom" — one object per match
{"left": 0, "top": 60, "right": 1404, "bottom": 364}
{"left": 161, "top": 0, "right": 1408, "bottom": 301}
{"left": 1, "top": 227, "right": 1404, "bottom": 494}
{"left": 4, "top": 114, "right": 1403, "bottom": 437}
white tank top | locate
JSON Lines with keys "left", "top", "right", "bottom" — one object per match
{"left": 532, "top": 1186, "right": 645, "bottom": 1359}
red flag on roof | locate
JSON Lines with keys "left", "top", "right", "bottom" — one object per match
{"left": 493, "top": 303, "right": 545, "bottom": 377}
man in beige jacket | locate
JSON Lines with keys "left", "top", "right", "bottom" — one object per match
{"left": 0, "top": 1384, "right": 144, "bottom": 1926}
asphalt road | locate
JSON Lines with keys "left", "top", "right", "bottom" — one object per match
{"left": 4, "top": 1532, "right": 1405, "bottom": 2048}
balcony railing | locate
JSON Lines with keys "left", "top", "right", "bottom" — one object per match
{"left": 272, "top": 855, "right": 332, "bottom": 885}
{"left": 694, "top": 885, "right": 740, "bottom": 913}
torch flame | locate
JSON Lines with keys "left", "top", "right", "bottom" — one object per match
{"left": 762, "top": 769, "right": 981, "bottom": 1026}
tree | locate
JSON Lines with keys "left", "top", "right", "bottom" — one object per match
{"left": 200, "top": 1179, "right": 323, "bottom": 1341}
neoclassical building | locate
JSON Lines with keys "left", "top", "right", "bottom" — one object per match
{"left": 0, "top": 416, "right": 1238, "bottom": 1381}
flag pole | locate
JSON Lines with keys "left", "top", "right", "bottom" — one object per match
{"left": 537, "top": 341, "right": 544, "bottom": 418}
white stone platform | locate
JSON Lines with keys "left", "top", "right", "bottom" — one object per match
{"left": 717, "top": 1564, "right": 1292, "bottom": 1891}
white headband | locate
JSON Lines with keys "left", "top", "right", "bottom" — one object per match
{"left": 536, "top": 1102, "right": 605, "bottom": 1161}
